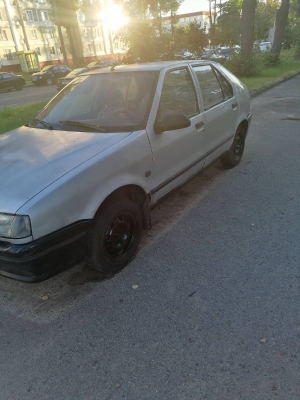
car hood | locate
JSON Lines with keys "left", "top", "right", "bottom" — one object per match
{"left": 0, "top": 126, "right": 131, "bottom": 214}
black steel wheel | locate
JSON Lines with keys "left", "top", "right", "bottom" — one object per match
{"left": 15, "top": 83, "right": 22, "bottom": 91}
{"left": 87, "top": 198, "right": 142, "bottom": 275}
{"left": 221, "top": 125, "right": 245, "bottom": 167}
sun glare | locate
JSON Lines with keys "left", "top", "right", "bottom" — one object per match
{"left": 99, "top": 3, "right": 128, "bottom": 32}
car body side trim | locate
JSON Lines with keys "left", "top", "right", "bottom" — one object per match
{"left": 150, "top": 134, "right": 233, "bottom": 195}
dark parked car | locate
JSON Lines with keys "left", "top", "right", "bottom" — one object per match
{"left": 0, "top": 72, "right": 25, "bottom": 92}
{"left": 31, "top": 65, "right": 71, "bottom": 86}
{"left": 56, "top": 67, "right": 90, "bottom": 91}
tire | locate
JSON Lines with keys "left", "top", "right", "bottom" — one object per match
{"left": 46, "top": 77, "right": 53, "bottom": 86}
{"left": 221, "top": 125, "right": 245, "bottom": 167}
{"left": 87, "top": 198, "right": 142, "bottom": 275}
{"left": 15, "top": 83, "right": 22, "bottom": 91}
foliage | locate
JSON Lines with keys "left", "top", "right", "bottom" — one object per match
{"left": 261, "top": 50, "right": 281, "bottom": 66}
{"left": 173, "top": 23, "right": 208, "bottom": 53}
{"left": 215, "top": 0, "right": 242, "bottom": 46}
{"left": 226, "top": 50, "right": 262, "bottom": 76}
{"left": 254, "top": 0, "right": 279, "bottom": 42}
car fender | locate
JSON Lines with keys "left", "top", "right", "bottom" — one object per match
{"left": 17, "top": 130, "right": 155, "bottom": 241}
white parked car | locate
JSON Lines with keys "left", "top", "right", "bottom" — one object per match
{"left": 259, "top": 42, "right": 271, "bottom": 52}
{"left": 0, "top": 61, "right": 252, "bottom": 282}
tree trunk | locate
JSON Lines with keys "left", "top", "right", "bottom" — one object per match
{"left": 66, "top": 26, "right": 79, "bottom": 67}
{"left": 241, "top": 0, "right": 257, "bottom": 57}
{"left": 272, "top": 0, "right": 290, "bottom": 56}
{"left": 295, "top": 45, "right": 300, "bottom": 59}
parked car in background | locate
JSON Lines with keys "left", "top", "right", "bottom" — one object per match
{"left": 0, "top": 72, "right": 25, "bottom": 92}
{"left": 57, "top": 67, "right": 90, "bottom": 91}
{"left": 31, "top": 65, "right": 72, "bottom": 86}
{"left": 0, "top": 60, "right": 251, "bottom": 282}
{"left": 259, "top": 42, "right": 271, "bottom": 52}
{"left": 87, "top": 58, "right": 114, "bottom": 70}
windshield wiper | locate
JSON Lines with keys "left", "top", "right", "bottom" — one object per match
{"left": 59, "top": 120, "right": 107, "bottom": 132}
{"left": 28, "top": 118, "right": 54, "bottom": 130}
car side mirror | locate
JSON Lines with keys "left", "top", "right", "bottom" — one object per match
{"left": 154, "top": 114, "right": 191, "bottom": 134}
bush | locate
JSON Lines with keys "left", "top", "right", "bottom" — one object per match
{"left": 261, "top": 51, "right": 281, "bottom": 67}
{"left": 226, "top": 51, "right": 262, "bottom": 77}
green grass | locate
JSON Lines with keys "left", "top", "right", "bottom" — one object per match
{"left": 0, "top": 102, "right": 47, "bottom": 135}
{"left": 240, "top": 48, "right": 300, "bottom": 93}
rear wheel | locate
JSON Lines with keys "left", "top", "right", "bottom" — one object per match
{"left": 15, "top": 83, "right": 22, "bottom": 91}
{"left": 87, "top": 198, "right": 142, "bottom": 275}
{"left": 221, "top": 125, "right": 245, "bottom": 167}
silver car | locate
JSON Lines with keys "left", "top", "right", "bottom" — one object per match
{"left": 0, "top": 61, "right": 251, "bottom": 282}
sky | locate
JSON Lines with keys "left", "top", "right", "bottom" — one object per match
{"left": 178, "top": 0, "right": 210, "bottom": 14}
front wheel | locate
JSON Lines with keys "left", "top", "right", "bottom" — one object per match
{"left": 46, "top": 77, "right": 53, "bottom": 86}
{"left": 221, "top": 125, "right": 245, "bottom": 167}
{"left": 87, "top": 198, "right": 142, "bottom": 275}
{"left": 15, "top": 83, "right": 22, "bottom": 91}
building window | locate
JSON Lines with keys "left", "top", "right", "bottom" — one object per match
{"left": 96, "top": 42, "right": 102, "bottom": 51}
{"left": 114, "top": 41, "right": 119, "bottom": 50}
{"left": 86, "top": 43, "right": 92, "bottom": 52}
{"left": 0, "top": 10, "right": 3, "bottom": 21}
{"left": 94, "top": 28, "right": 100, "bottom": 37}
{"left": 4, "top": 49, "right": 13, "bottom": 59}
{"left": 49, "top": 46, "right": 56, "bottom": 55}
{"left": 0, "top": 30, "right": 8, "bottom": 41}
{"left": 44, "top": 28, "right": 54, "bottom": 38}
{"left": 31, "top": 29, "right": 38, "bottom": 39}
{"left": 26, "top": 10, "right": 34, "bottom": 21}
{"left": 41, "top": 11, "right": 49, "bottom": 21}
{"left": 37, "top": 0, "right": 45, "bottom": 3}
{"left": 35, "top": 47, "right": 41, "bottom": 55}
{"left": 83, "top": 28, "right": 89, "bottom": 37}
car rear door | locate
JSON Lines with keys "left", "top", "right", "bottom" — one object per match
{"left": 191, "top": 64, "right": 238, "bottom": 165}
{"left": 147, "top": 66, "right": 207, "bottom": 202}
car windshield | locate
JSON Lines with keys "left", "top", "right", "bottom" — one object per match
{"left": 31, "top": 71, "right": 159, "bottom": 132}
{"left": 41, "top": 65, "right": 53, "bottom": 72}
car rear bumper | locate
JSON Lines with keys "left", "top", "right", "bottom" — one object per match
{"left": 0, "top": 221, "right": 90, "bottom": 283}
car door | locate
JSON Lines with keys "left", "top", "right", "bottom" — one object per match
{"left": 2, "top": 73, "right": 13, "bottom": 90}
{"left": 147, "top": 66, "right": 207, "bottom": 202}
{"left": 191, "top": 64, "right": 238, "bottom": 165}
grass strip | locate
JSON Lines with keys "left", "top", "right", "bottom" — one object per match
{"left": 240, "top": 49, "right": 300, "bottom": 92}
{"left": 0, "top": 102, "right": 47, "bottom": 135}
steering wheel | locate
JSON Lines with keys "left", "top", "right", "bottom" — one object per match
{"left": 113, "top": 108, "right": 138, "bottom": 122}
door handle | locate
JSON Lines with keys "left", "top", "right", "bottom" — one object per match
{"left": 195, "top": 121, "right": 204, "bottom": 129}
{"left": 232, "top": 103, "right": 238, "bottom": 110}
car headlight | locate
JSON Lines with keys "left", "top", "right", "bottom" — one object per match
{"left": 0, "top": 213, "right": 32, "bottom": 239}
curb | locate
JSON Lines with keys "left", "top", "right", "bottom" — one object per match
{"left": 250, "top": 69, "right": 300, "bottom": 99}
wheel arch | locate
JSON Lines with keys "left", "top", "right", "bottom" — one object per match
{"left": 95, "top": 184, "right": 152, "bottom": 230}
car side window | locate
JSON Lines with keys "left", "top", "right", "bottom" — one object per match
{"left": 53, "top": 66, "right": 60, "bottom": 72}
{"left": 213, "top": 67, "right": 233, "bottom": 99}
{"left": 192, "top": 65, "right": 224, "bottom": 110}
{"left": 159, "top": 68, "right": 199, "bottom": 118}
{"left": 3, "top": 73, "right": 12, "bottom": 80}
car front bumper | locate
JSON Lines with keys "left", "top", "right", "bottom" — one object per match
{"left": 0, "top": 221, "right": 90, "bottom": 282}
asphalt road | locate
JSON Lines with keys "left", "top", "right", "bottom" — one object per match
{"left": 0, "top": 85, "right": 58, "bottom": 109}
{"left": 1, "top": 76, "right": 300, "bottom": 400}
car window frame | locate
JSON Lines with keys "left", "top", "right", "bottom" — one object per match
{"left": 212, "top": 65, "right": 233, "bottom": 101}
{"left": 190, "top": 63, "right": 227, "bottom": 111}
{"left": 155, "top": 65, "right": 201, "bottom": 124}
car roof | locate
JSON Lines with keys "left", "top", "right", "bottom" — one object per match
{"left": 83, "top": 60, "right": 213, "bottom": 75}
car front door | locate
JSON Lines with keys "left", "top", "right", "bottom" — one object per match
{"left": 147, "top": 67, "right": 207, "bottom": 202}
{"left": 191, "top": 64, "right": 238, "bottom": 165}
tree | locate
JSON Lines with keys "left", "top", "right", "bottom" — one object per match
{"left": 240, "top": 0, "right": 257, "bottom": 56}
{"left": 254, "top": 0, "right": 279, "bottom": 42}
{"left": 272, "top": 0, "right": 290, "bottom": 57}
{"left": 215, "top": 0, "right": 242, "bottom": 46}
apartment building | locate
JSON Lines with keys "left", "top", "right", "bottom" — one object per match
{"left": 162, "top": 11, "right": 213, "bottom": 32}
{"left": 0, "top": 0, "right": 125, "bottom": 72}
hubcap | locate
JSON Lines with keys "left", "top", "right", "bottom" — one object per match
{"left": 104, "top": 214, "right": 135, "bottom": 258}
